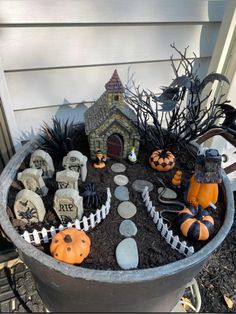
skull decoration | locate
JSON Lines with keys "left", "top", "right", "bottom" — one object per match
{"left": 30, "top": 149, "right": 55, "bottom": 178}
{"left": 17, "top": 168, "right": 48, "bottom": 196}
{"left": 62, "top": 151, "right": 88, "bottom": 182}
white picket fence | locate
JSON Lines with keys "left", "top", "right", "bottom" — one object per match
{"left": 142, "top": 187, "right": 194, "bottom": 257}
{"left": 21, "top": 188, "right": 111, "bottom": 245}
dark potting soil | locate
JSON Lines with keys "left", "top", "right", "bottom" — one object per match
{"left": 197, "top": 243, "right": 236, "bottom": 313}
{"left": 196, "top": 192, "right": 236, "bottom": 313}
{"left": 6, "top": 144, "right": 225, "bottom": 271}
{"left": 0, "top": 202, "right": 235, "bottom": 313}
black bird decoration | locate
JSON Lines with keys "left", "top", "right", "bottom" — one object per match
{"left": 170, "top": 72, "right": 229, "bottom": 94}
{"left": 214, "top": 103, "right": 236, "bottom": 138}
{"left": 219, "top": 103, "right": 236, "bottom": 129}
{"left": 158, "top": 100, "right": 177, "bottom": 112}
{"left": 124, "top": 44, "right": 232, "bottom": 151}
{"left": 170, "top": 75, "right": 193, "bottom": 89}
{"left": 201, "top": 73, "right": 229, "bottom": 90}
{"left": 153, "top": 86, "right": 179, "bottom": 102}
{"left": 152, "top": 87, "right": 179, "bottom": 112}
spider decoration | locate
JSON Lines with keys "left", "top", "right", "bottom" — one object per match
{"left": 18, "top": 202, "right": 38, "bottom": 222}
{"left": 60, "top": 215, "right": 72, "bottom": 224}
{"left": 81, "top": 183, "right": 101, "bottom": 209}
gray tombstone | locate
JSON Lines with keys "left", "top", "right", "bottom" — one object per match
{"left": 14, "top": 189, "right": 46, "bottom": 223}
{"left": 56, "top": 170, "right": 79, "bottom": 190}
{"left": 53, "top": 189, "right": 84, "bottom": 224}
{"left": 17, "top": 168, "right": 48, "bottom": 196}
{"left": 62, "top": 151, "right": 88, "bottom": 182}
{"left": 30, "top": 149, "right": 55, "bottom": 178}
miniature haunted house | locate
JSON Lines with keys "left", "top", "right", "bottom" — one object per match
{"left": 84, "top": 70, "right": 140, "bottom": 160}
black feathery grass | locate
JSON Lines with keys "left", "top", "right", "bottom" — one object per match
{"left": 39, "top": 117, "right": 89, "bottom": 158}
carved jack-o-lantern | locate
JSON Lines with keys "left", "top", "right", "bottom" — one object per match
{"left": 50, "top": 228, "right": 91, "bottom": 264}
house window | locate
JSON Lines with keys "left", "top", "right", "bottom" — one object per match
{"left": 96, "top": 140, "right": 101, "bottom": 149}
{"left": 114, "top": 95, "right": 119, "bottom": 101}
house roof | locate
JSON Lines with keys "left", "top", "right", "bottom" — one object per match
{"left": 85, "top": 70, "right": 137, "bottom": 135}
{"left": 84, "top": 93, "right": 108, "bottom": 134}
{"left": 105, "top": 69, "right": 124, "bottom": 93}
{"left": 84, "top": 92, "right": 137, "bottom": 135}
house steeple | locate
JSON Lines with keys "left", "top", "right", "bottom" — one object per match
{"left": 105, "top": 70, "right": 124, "bottom": 108}
{"left": 105, "top": 69, "right": 124, "bottom": 93}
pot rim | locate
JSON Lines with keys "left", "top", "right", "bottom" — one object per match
{"left": 0, "top": 140, "right": 234, "bottom": 283}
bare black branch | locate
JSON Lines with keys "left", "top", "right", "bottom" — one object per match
{"left": 125, "top": 45, "right": 234, "bottom": 151}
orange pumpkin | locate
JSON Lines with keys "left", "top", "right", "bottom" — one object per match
{"left": 149, "top": 150, "right": 175, "bottom": 172}
{"left": 93, "top": 162, "right": 106, "bottom": 169}
{"left": 187, "top": 175, "right": 218, "bottom": 209}
{"left": 177, "top": 206, "right": 214, "bottom": 241}
{"left": 171, "top": 170, "right": 182, "bottom": 186}
{"left": 50, "top": 228, "right": 91, "bottom": 264}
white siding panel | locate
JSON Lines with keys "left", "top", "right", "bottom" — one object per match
{"left": 12, "top": 58, "right": 210, "bottom": 140}
{"left": 14, "top": 103, "right": 89, "bottom": 142}
{"left": 0, "top": 24, "right": 219, "bottom": 71}
{"left": 0, "top": 0, "right": 227, "bottom": 24}
{"left": 228, "top": 69, "right": 236, "bottom": 106}
{"left": 7, "top": 58, "right": 210, "bottom": 111}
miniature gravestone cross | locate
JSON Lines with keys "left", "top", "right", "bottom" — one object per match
{"left": 17, "top": 168, "right": 48, "bottom": 196}
{"left": 14, "top": 189, "right": 46, "bottom": 223}
{"left": 53, "top": 189, "right": 83, "bottom": 224}
{"left": 56, "top": 170, "right": 79, "bottom": 190}
{"left": 30, "top": 149, "right": 55, "bottom": 178}
{"left": 62, "top": 151, "right": 88, "bottom": 182}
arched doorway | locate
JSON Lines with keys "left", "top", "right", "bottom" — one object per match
{"left": 107, "top": 134, "right": 123, "bottom": 160}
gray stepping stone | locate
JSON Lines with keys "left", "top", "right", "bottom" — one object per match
{"left": 119, "top": 220, "right": 137, "bottom": 237}
{"left": 158, "top": 187, "right": 177, "bottom": 199}
{"left": 117, "top": 201, "right": 137, "bottom": 218}
{"left": 114, "top": 186, "right": 129, "bottom": 201}
{"left": 111, "top": 163, "right": 126, "bottom": 173}
{"left": 115, "top": 238, "right": 139, "bottom": 270}
{"left": 132, "top": 179, "right": 154, "bottom": 193}
{"left": 114, "top": 174, "right": 129, "bottom": 186}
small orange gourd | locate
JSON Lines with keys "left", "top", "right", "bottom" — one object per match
{"left": 171, "top": 170, "right": 182, "bottom": 186}
{"left": 50, "top": 228, "right": 91, "bottom": 264}
{"left": 149, "top": 150, "right": 175, "bottom": 172}
{"left": 177, "top": 206, "right": 214, "bottom": 241}
{"left": 187, "top": 175, "right": 218, "bottom": 209}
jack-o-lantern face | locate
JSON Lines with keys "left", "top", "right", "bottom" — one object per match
{"left": 149, "top": 150, "right": 175, "bottom": 172}
{"left": 50, "top": 228, "right": 91, "bottom": 264}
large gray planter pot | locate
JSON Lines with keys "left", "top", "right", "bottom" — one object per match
{"left": 0, "top": 141, "right": 234, "bottom": 312}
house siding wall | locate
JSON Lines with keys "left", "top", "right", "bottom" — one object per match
{"left": 0, "top": 0, "right": 228, "bottom": 143}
